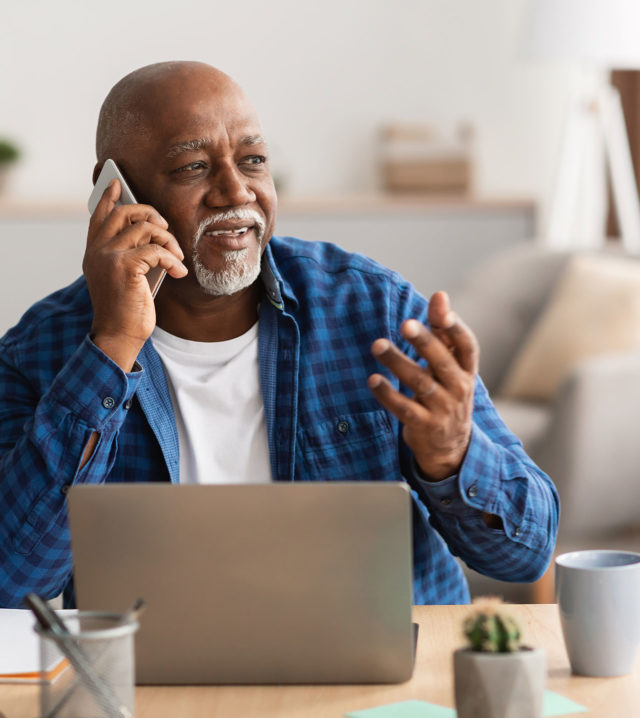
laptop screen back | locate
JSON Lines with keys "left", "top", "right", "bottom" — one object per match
{"left": 68, "top": 482, "right": 414, "bottom": 684}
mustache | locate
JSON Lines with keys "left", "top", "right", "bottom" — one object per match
{"left": 193, "top": 209, "right": 266, "bottom": 247}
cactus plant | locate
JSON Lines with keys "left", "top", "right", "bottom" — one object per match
{"left": 463, "top": 597, "right": 522, "bottom": 653}
{"left": 454, "top": 597, "right": 546, "bottom": 718}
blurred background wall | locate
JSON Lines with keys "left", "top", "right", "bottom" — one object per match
{"left": 4, "top": 1, "right": 640, "bottom": 604}
{"left": 0, "top": 0, "right": 581, "bottom": 209}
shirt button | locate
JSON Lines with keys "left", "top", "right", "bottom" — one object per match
{"left": 440, "top": 498, "right": 452, "bottom": 506}
{"left": 514, "top": 526, "right": 522, "bottom": 537}
{"left": 102, "top": 396, "right": 115, "bottom": 409}
{"left": 337, "top": 421, "right": 349, "bottom": 434}
{"left": 124, "top": 399, "right": 133, "bottom": 410}
{"left": 60, "top": 484, "right": 71, "bottom": 495}
{"left": 467, "top": 484, "right": 478, "bottom": 498}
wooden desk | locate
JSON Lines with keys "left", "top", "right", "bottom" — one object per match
{"left": 2, "top": 605, "right": 638, "bottom": 717}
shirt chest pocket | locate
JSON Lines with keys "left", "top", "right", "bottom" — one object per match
{"left": 296, "top": 409, "right": 396, "bottom": 481}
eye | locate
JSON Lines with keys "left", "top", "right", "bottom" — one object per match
{"left": 240, "top": 155, "right": 267, "bottom": 167}
{"left": 171, "top": 161, "right": 208, "bottom": 174}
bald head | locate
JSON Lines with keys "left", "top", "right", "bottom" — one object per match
{"left": 95, "top": 62, "right": 242, "bottom": 162}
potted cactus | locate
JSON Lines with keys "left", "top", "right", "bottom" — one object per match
{"left": 453, "top": 598, "right": 546, "bottom": 718}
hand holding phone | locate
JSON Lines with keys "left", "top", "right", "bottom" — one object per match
{"left": 83, "top": 159, "right": 187, "bottom": 371}
{"left": 88, "top": 160, "right": 167, "bottom": 297}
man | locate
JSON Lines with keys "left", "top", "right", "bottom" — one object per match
{"left": 0, "top": 62, "right": 559, "bottom": 608}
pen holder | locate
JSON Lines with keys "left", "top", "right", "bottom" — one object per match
{"left": 36, "top": 611, "right": 139, "bottom": 718}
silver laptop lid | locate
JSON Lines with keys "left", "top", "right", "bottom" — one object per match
{"left": 68, "top": 482, "right": 414, "bottom": 685}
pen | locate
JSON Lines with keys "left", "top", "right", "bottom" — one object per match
{"left": 25, "top": 593, "right": 135, "bottom": 718}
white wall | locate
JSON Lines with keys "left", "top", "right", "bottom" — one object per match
{"left": 1, "top": 0, "right": 583, "bottom": 212}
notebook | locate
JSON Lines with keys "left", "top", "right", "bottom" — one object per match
{"left": 0, "top": 609, "right": 72, "bottom": 683}
{"left": 68, "top": 482, "right": 415, "bottom": 685}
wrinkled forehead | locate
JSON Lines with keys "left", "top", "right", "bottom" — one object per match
{"left": 105, "top": 67, "right": 262, "bottom": 159}
{"left": 152, "top": 79, "right": 258, "bottom": 145}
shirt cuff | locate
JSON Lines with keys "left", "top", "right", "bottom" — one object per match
{"left": 410, "top": 426, "right": 501, "bottom": 515}
{"left": 48, "top": 334, "right": 143, "bottom": 428}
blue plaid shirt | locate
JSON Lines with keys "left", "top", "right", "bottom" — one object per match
{"left": 0, "top": 236, "right": 558, "bottom": 608}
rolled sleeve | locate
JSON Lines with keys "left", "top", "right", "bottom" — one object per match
{"left": 0, "top": 332, "right": 144, "bottom": 604}
{"left": 409, "top": 388, "right": 559, "bottom": 583}
{"left": 44, "top": 334, "right": 142, "bottom": 429}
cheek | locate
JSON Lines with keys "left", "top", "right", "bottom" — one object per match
{"left": 167, "top": 220, "right": 194, "bottom": 255}
{"left": 258, "top": 186, "right": 278, "bottom": 234}
{"left": 159, "top": 197, "right": 201, "bottom": 246}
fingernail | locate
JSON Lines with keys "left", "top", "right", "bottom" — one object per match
{"left": 368, "top": 374, "right": 382, "bottom": 389}
{"left": 404, "top": 320, "right": 420, "bottom": 338}
{"left": 371, "top": 338, "right": 389, "bottom": 356}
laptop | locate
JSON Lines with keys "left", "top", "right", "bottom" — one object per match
{"left": 67, "top": 482, "right": 415, "bottom": 685}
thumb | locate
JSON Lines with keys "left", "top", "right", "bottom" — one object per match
{"left": 428, "top": 291, "right": 454, "bottom": 330}
{"left": 91, "top": 178, "right": 121, "bottom": 225}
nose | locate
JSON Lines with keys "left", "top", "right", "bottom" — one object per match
{"left": 204, "top": 162, "right": 256, "bottom": 208}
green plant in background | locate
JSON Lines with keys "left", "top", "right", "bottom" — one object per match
{"left": 0, "top": 139, "right": 20, "bottom": 165}
{"left": 463, "top": 597, "right": 522, "bottom": 653}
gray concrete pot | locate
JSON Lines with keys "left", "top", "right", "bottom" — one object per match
{"left": 454, "top": 647, "right": 546, "bottom": 718}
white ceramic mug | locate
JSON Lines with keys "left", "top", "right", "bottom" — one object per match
{"left": 555, "top": 550, "right": 640, "bottom": 676}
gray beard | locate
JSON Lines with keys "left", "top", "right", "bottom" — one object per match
{"left": 192, "top": 247, "right": 262, "bottom": 296}
{"left": 191, "top": 209, "right": 265, "bottom": 296}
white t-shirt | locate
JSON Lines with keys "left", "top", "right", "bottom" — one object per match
{"left": 150, "top": 323, "right": 272, "bottom": 485}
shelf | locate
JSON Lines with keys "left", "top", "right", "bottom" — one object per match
{"left": 0, "top": 193, "right": 535, "bottom": 219}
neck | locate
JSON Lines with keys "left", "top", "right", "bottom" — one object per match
{"left": 154, "top": 277, "right": 261, "bottom": 342}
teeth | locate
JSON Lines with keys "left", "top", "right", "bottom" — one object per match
{"left": 207, "top": 227, "right": 249, "bottom": 236}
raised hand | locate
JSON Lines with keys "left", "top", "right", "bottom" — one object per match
{"left": 368, "top": 291, "right": 479, "bottom": 481}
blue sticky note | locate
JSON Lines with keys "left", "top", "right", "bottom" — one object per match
{"left": 543, "top": 689, "right": 588, "bottom": 716}
{"left": 345, "top": 690, "right": 587, "bottom": 718}
{"left": 345, "top": 700, "right": 456, "bottom": 718}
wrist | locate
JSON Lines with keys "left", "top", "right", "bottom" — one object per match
{"left": 415, "top": 449, "right": 466, "bottom": 482}
{"left": 90, "top": 332, "right": 144, "bottom": 373}
{"left": 415, "top": 459, "right": 459, "bottom": 482}
{"left": 414, "top": 432, "right": 471, "bottom": 482}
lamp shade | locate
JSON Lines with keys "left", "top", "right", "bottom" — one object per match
{"left": 522, "top": 0, "right": 640, "bottom": 68}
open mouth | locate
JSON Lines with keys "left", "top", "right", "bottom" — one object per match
{"left": 198, "top": 223, "right": 256, "bottom": 252}
{"left": 194, "top": 209, "right": 266, "bottom": 255}
{"left": 205, "top": 227, "right": 250, "bottom": 237}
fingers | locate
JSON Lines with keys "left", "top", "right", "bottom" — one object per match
{"left": 367, "top": 372, "right": 431, "bottom": 425}
{"left": 89, "top": 179, "right": 169, "bottom": 244}
{"left": 90, "top": 178, "right": 121, "bottom": 227}
{"left": 110, "top": 221, "right": 184, "bottom": 259}
{"left": 87, "top": 189, "right": 185, "bottom": 271}
{"left": 127, "top": 243, "right": 188, "bottom": 280}
{"left": 371, "top": 337, "right": 449, "bottom": 401}
{"left": 426, "top": 292, "right": 479, "bottom": 374}
{"left": 90, "top": 202, "right": 169, "bottom": 244}
{"left": 427, "top": 290, "right": 453, "bottom": 331}
{"left": 90, "top": 179, "right": 166, "bottom": 231}
{"left": 369, "top": 296, "right": 477, "bottom": 480}
{"left": 403, "top": 321, "right": 474, "bottom": 391}
{"left": 372, "top": 318, "right": 473, "bottom": 398}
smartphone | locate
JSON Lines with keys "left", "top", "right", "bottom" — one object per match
{"left": 88, "top": 159, "right": 167, "bottom": 298}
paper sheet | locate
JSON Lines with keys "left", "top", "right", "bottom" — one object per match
{"left": 345, "top": 690, "right": 588, "bottom": 717}
{"left": 0, "top": 608, "right": 75, "bottom": 683}
{"left": 345, "top": 701, "right": 456, "bottom": 718}
{"left": 543, "top": 689, "right": 589, "bottom": 715}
